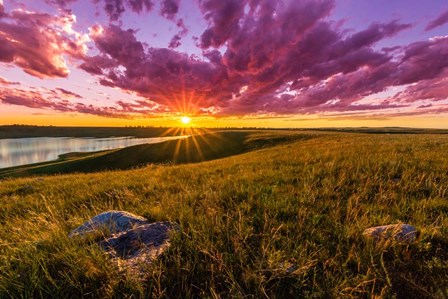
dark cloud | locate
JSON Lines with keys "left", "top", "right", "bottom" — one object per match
{"left": 47, "top": 0, "right": 154, "bottom": 20}
{"left": 80, "top": 54, "right": 118, "bottom": 75}
{"left": 100, "top": 0, "right": 153, "bottom": 21}
{"left": 425, "top": 9, "right": 448, "bottom": 31}
{"left": 160, "top": 0, "right": 179, "bottom": 20}
{"left": 56, "top": 88, "right": 83, "bottom": 98}
{"left": 198, "top": 0, "right": 247, "bottom": 48}
{"left": 168, "top": 18, "right": 188, "bottom": 48}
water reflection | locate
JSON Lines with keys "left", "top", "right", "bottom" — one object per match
{"left": 0, "top": 136, "right": 183, "bottom": 168}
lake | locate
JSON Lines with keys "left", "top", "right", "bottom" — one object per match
{"left": 0, "top": 136, "right": 183, "bottom": 168}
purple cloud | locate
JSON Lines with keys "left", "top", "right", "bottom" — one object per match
{"left": 76, "top": 0, "right": 431, "bottom": 117}
{"left": 426, "top": 9, "right": 448, "bottom": 31}
{"left": 168, "top": 18, "right": 188, "bottom": 48}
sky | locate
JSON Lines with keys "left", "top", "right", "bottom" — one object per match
{"left": 1, "top": 0, "right": 448, "bottom": 128}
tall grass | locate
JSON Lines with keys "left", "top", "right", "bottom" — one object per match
{"left": 1, "top": 133, "right": 448, "bottom": 298}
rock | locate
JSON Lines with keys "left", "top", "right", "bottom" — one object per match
{"left": 69, "top": 211, "right": 178, "bottom": 277}
{"left": 68, "top": 210, "right": 148, "bottom": 237}
{"left": 100, "top": 222, "right": 177, "bottom": 276}
{"left": 100, "top": 221, "right": 176, "bottom": 258}
{"left": 277, "top": 262, "right": 298, "bottom": 274}
{"left": 363, "top": 223, "right": 419, "bottom": 243}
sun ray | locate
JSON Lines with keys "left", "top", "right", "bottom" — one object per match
{"left": 190, "top": 133, "right": 204, "bottom": 161}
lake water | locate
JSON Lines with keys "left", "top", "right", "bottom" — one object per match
{"left": 0, "top": 136, "right": 183, "bottom": 169}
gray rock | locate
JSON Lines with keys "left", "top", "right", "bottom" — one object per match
{"left": 69, "top": 211, "right": 148, "bottom": 237}
{"left": 69, "top": 211, "right": 178, "bottom": 277}
{"left": 363, "top": 223, "right": 419, "bottom": 243}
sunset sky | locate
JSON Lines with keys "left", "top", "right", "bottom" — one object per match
{"left": 1, "top": 0, "right": 448, "bottom": 128}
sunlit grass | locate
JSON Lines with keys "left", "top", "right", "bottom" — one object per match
{"left": 1, "top": 132, "right": 448, "bottom": 297}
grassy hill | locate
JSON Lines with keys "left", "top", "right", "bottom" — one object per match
{"left": 1, "top": 132, "right": 448, "bottom": 298}
{"left": 0, "top": 130, "right": 314, "bottom": 178}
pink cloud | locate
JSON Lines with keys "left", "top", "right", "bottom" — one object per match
{"left": 0, "top": 76, "right": 20, "bottom": 85}
{"left": 2, "top": 0, "right": 448, "bottom": 119}
{"left": 56, "top": 88, "right": 83, "bottom": 98}
{"left": 393, "top": 69, "right": 448, "bottom": 103}
{"left": 0, "top": 8, "right": 88, "bottom": 78}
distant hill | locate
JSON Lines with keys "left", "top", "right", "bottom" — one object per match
{"left": 0, "top": 125, "right": 190, "bottom": 139}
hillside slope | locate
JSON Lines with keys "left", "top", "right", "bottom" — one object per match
{"left": 1, "top": 133, "right": 448, "bottom": 298}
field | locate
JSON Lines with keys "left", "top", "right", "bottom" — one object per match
{"left": 1, "top": 130, "right": 448, "bottom": 298}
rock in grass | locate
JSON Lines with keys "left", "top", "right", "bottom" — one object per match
{"left": 68, "top": 210, "right": 148, "bottom": 237}
{"left": 100, "top": 222, "right": 177, "bottom": 275}
{"left": 69, "top": 211, "right": 178, "bottom": 277}
{"left": 363, "top": 224, "right": 419, "bottom": 243}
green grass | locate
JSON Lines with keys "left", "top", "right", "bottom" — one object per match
{"left": 1, "top": 132, "right": 448, "bottom": 298}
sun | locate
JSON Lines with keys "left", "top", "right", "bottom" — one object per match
{"left": 180, "top": 116, "right": 191, "bottom": 125}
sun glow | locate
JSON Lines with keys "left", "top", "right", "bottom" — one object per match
{"left": 181, "top": 116, "right": 191, "bottom": 125}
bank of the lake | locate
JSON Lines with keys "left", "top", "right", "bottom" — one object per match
{"left": 0, "top": 136, "right": 186, "bottom": 168}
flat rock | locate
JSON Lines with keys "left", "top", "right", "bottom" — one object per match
{"left": 363, "top": 223, "right": 419, "bottom": 243}
{"left": 68, "top": 210, "right": 148, "bottom": 237}
{"left": 100, "top": 221, "right": 176, "bottom": 258}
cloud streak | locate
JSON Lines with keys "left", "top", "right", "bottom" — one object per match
{"left": 0, "top": 85, "right": 167, "bottom": 118}
{"left": 426, "top": 9, "right": 448, "bottom": 31}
